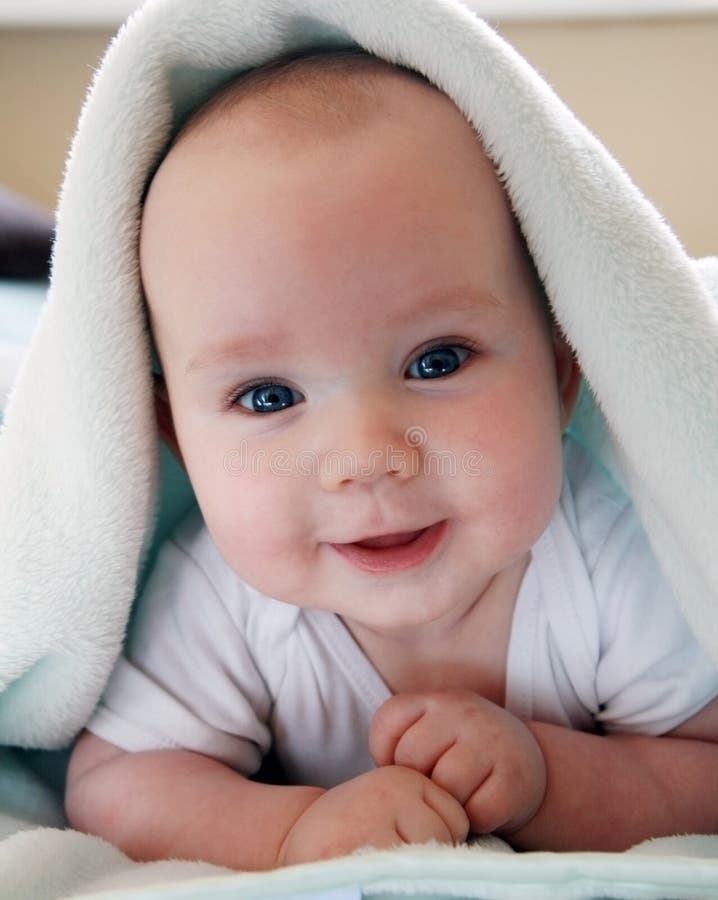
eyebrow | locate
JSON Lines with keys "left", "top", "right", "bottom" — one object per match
{"left": 186, "top": 332, "right": 288, "bottom": 375}
{"left": 184, "top": 284, "right": 502, "bottom": 376}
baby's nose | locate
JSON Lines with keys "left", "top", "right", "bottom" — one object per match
{"left": 318, "top": 398, "right": 422, "bottom": 492}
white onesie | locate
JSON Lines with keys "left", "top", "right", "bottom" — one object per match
{"left": 87, "top": 436, "right": 718, "bottom": 788}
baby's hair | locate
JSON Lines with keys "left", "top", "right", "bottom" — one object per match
{"left": 142, "top": 49, "right": 433, "bottom": 235}
{"left": 169, "top": 47, "right": 433, "bottom": 152}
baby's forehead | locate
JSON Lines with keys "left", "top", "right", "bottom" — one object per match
{"left": 141, "top": 54, "right": 552, "bottom": 356}
{"left": 142, "top": 51, "right": 546, "bottom": 334}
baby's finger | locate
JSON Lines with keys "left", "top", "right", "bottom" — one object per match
{"left": 465, "top": 753, "right": 546, "bottom": 836}
{"left": 392, "top": 712, "right": 458, "bottom": 775}
{"left": 464, "top": 768, "right": 514, "bottom": 835}
{"left": 430, "top": 741, "right": 494, "bottom": 806}
{"left": 370, "top": 693, "right": 430, "bottom": 767}
{"left": 418, "top": 776, "right": 470, "bottom": 845}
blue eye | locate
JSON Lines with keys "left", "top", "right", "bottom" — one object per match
{"left": 406, "top": 345, "right": 471, "bottom": 380}
{"left": 237, "top": 383, "right": 303, "bottom": 413}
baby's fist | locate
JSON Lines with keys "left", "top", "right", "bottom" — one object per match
{"left": 370, "top": 690, "right": 546, "bottom": 836}
{"left": 278, "top": 766, "right": 469, "bottom": 866}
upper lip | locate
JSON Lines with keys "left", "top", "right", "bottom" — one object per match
{"left": 332, "top": 522, "right": 438, "bottom": 545}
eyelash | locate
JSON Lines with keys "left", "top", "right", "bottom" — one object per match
{"left": 223, "top": 337, "right": 481, "bottom": 413}
{"left": 413, "top": 337, "right": 481, "bottom": 367}
{"left": 223, "top": 377, "right": 287, "bottom": 411}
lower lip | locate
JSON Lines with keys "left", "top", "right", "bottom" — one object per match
{"left": 330, "top": 521, "right": 447, "bottom": 574}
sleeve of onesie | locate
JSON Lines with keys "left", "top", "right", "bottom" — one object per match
{"left": 85, "top": 526, "right": 275, "bottom": 775}
{"left": 592, "top": 504, "right": 718, "bottom": 735}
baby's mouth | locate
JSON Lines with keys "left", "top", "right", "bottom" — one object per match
{"left": 353, "top": 529, "right": 425, "bottom": 549}
{"left": 330, "top": 521, "right": 447, "bottom": 574}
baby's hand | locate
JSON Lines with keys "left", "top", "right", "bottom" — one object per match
{"left": 370, "top": 690, "right": 546, "bottom": 836}
{"left": 278, "top": 765, "right": 468, "bottom": 866}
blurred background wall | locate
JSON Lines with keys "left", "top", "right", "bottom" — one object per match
{"left": 0, "top": 15, "right": 716, "bottom": 256}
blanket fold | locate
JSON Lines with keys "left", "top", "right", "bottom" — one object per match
{"left": 0, "top": 0, "right": 716, "bottom": 896}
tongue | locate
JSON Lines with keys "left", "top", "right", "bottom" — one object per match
{"left": 355, "top": 529, "right": 423, "bottom": 549}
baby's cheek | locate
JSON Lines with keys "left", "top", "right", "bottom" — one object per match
{"left": 202, "top": 470, "right": 315, "bottom": 600}
{"left": 488, "top": 437, "right": 564, "bottom": 546}
{"left": 445, "top": 416, "right": 563, "bottom": 545}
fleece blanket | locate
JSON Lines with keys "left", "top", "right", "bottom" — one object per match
{"left": 1, "top": 0, "right": 717, "bottom": 896}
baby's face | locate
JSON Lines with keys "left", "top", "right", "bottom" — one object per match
{"left": 141, "top": 73, "right": 578, "bottom": 635}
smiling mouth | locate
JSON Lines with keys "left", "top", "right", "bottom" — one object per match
{"left": 353, "top": 529, "right": 425, "bottom": 549}
{"left": 330, "top": 521, "right": 447, "bottom": 574}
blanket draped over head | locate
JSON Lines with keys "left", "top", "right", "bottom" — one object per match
{"left": 1, "top": 0, "right": 717, "bottom": 896}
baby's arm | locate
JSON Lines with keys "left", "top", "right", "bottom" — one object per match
{"left": 513, "top": 696, "right": 718, "bottom": 851}
{"left": 371, "top": 691, "right": 718, "bottom": 851}
{"left": 66, "top": 730, "right": 468, "bottom": 869}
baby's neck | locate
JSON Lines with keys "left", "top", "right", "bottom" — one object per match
{"left": 343, "top": 552, "right": 530, "bottom": 707}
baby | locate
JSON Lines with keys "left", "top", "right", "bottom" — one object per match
{"left": 65, "top": 50, "right": 718, "bottom": 869}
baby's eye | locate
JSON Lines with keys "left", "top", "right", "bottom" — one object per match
{"left": 406, "top": 345, "right": 472, "bottom": 380}
{"left": 236, "top": 382, "right": 304, "bottom": 414}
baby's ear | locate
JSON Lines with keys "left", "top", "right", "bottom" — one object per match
{"left": 153, "top": 373, "right": 185, "bottom": 468}
{"left": 552, "top": 325, "right": 582, "bottom": 429}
